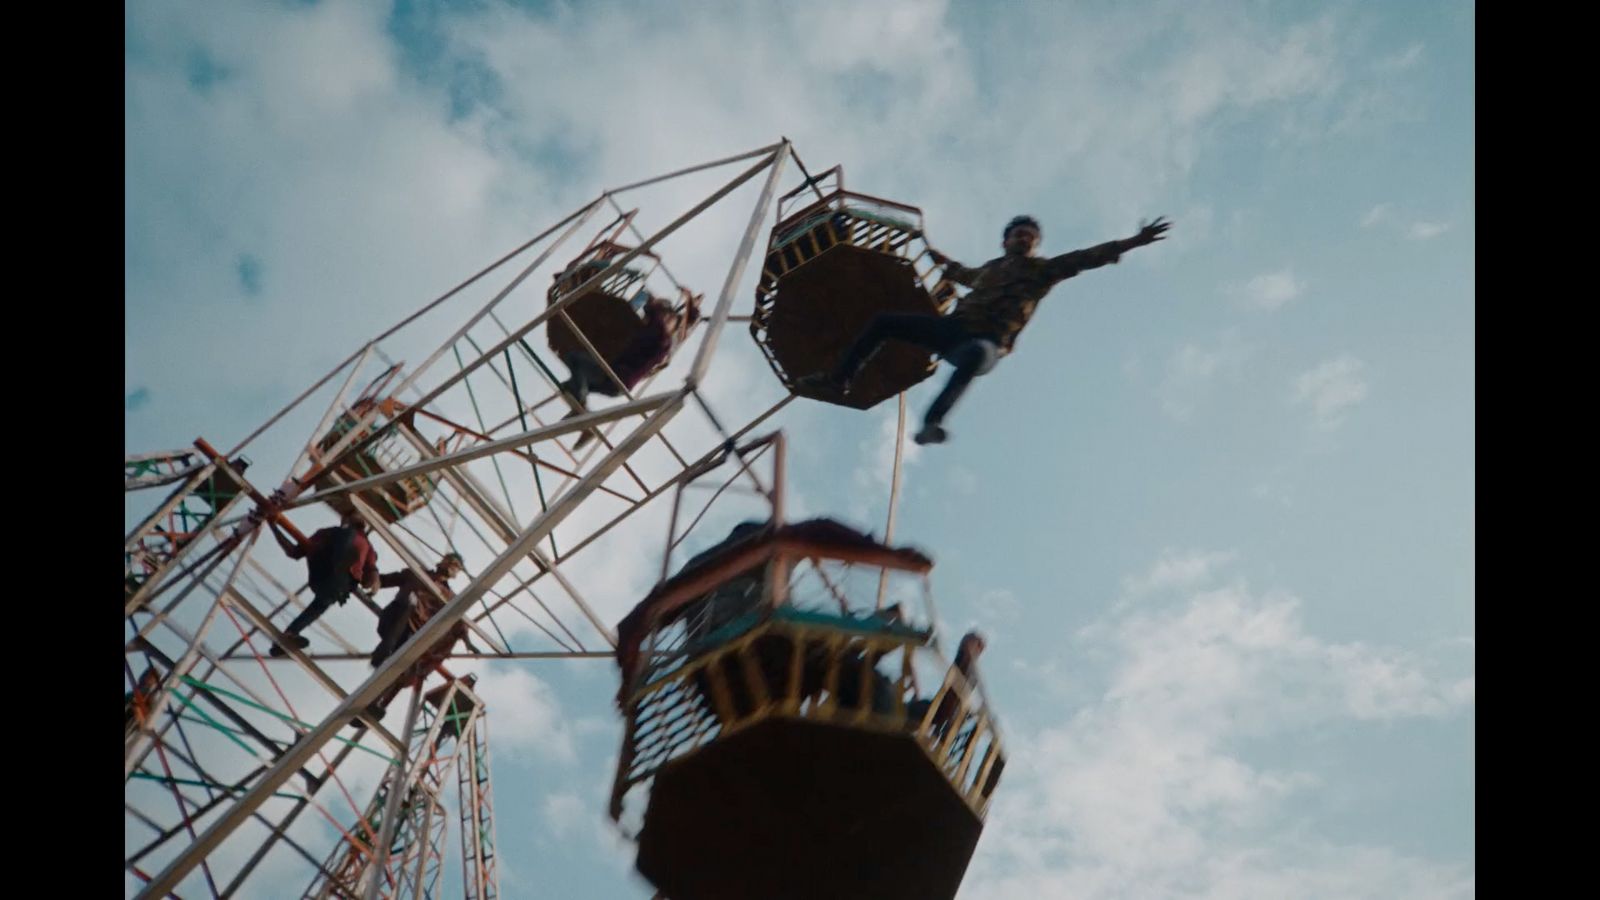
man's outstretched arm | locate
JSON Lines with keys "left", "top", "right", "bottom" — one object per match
{"left": 1046, "top": 217, "right": 1171, "bottom": 281}
{"left": 927, "top": 248, "right": 981, "bottom": 287}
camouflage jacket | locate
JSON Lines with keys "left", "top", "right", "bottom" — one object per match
{"left": 941, "top": 239, "right": 1127, "bottom": 353}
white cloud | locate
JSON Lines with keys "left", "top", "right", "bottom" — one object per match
{"left": 1123, "top": 548, "right": 1239, "bottom": 597}
{"left": 1328, "top": 645, "right": 1476, "bottom": 720}
{"left": 542, "top": 790, "right": 587, "bottom": 840}
{"left": 850, "top": 403, "right": 923, "bottom": 520}
{"left": 1361, "top": 204, "right": 1449, "bottom": 241}
{"left": 541, "top": 784, "right": 637, "bottom": 865}
{"left": 948, "top": 464, "right": 979, "bottom": 496}
{"left": 1231, "top": 268, "right": 1303, "bottom": 311}
{"left": 1007, "top": 656, "right": 1081, "bottom": 704}
{"left": 125, "top": 0, "right": 528, "bottom": 439}
{"left": 1291, "top": 355, "right": 1369, "bottom": 430}
{"left": 964, "top": 573, "right": 1474, "bottom": 899}
{"left": 1157, "top": 331, "right": 1249, "bottom": 421}
{"left": 1097, "top": 584, "right": 1472, "bottom": 728}
{"left": 1408, "top": 220, "right": 1451, "bottom": 240}
{"left": 1378, "top": 42, "right": 1426, "bottom": 72}
{"left": 1250, "top": 479, "right": 1294, "bottom": 508}
{"left": 974, "top": 587, "right": 1020, "bottom": 623}
{"left": 472, "top": 664, "right": 578, "bottom": 763}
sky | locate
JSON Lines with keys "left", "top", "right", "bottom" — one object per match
{"left": 126, "top": 1, "right": 1474, "bottom": 897}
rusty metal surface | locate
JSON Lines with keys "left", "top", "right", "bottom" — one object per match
{"left": 312, "top": 455, "right": 427, "bottom": 525}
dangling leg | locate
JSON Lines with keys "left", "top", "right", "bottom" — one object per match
{"left": 371, "top": 602, "right": 414, "bottom": 668}
{"left": 916, "top": 338, "right": 998, "bottom": 445}
{"left": 365, "top": 680, "right": 405, "bottom": 723}
{"left": 560, "top": 353, "right": 623, "bottom": 448}
{"left": 270, "top": 589, "right": 337, "bottom": 656}
{"left": 798, "top": 313, "right": 963, "bottom": 394}
{"left": 558, "top": 352, "right": 594, "bottom": 411}
{"left": 283, "top": 590, "right": 336, "bottom": 636}
{"left": 366, "top": 658, "right": 433, "bottom": 724}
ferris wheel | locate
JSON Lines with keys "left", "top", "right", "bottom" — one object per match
{"left": 125, "top": 139, "right": 1004, "bottom": 900}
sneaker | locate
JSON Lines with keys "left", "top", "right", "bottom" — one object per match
{"left": 366, "top": 704, "right": 387, "bottom": 723}
{"left": 573, "top": 429, "right": 597, "bottom": 450}
{"left": 913, "top": 423, "right": 948, "bottom": 445}
{"left": 269, "top": 634, "right": 310, "bottom": 658}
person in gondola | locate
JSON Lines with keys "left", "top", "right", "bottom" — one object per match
{"left": 559, "top": 288, "right": 703, "bottom": 449}
{"left": 906, "top": 630, "right": 987, "bottom": 738}
{"left": 801, "top": 215, "right": 1171, "bottom": 445}
{"left": 617, "top": 519, "right": 823, "bottom": 724}
{"left": 834, "top": 604, "right": 907, "bottom": 717}
{"left": 614, "top": 520, "right": 771, "bottom": 714}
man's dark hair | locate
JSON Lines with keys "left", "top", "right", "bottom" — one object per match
{"left": 1004, "top": 215, "right": 1041, "bottom": 238}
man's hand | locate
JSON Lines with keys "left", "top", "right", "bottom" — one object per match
{"left": 1129, "top": 217, "right": 1171, "bottom": 247}
{"left": 268, "top": 519, "right": 297, "bottom": 553}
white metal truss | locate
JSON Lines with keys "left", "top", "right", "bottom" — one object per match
{"left": 457, "top": 709, "right": 498, "bottom": 900}
{"left": 125, "top": 140, "right": 811, "bottom": 899}
{"left": 305, "top": 679, "right": 486, "bottom": 900}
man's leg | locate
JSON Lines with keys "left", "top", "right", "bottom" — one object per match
{"left": 808, "top": 313, "right": 966, "bottom": 392}
{"left": 270, "top": 589, "right": 338, "bottom": 656}
{"left": 915, "top": 337, "right": 999, "bottom": 445}
{"left": 371, "top": 616, "right": 414, "bottom": 669}
{"left": 283, "top": 591, "right": 335, "bottom": 636}
{"left": 558, "top": 352, "right": 594, "bottom": 409}
{"left": 365, "top": 681, "right": 405, "bottom": 722}
{"left": 581, "top": 354, "right": 626, "bottom": 399}
{"left": 568, "top": 356, "right": 625, "bottom": 449}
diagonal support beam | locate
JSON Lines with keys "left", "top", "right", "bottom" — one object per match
{"left": 138, "top": 392, "right": 691, "bottom": 899}
{"left": 285, "top": 392, "right": 672, "bottom": 512}
{"left": 139, "top": 139, "right": 790, "bottom": 899}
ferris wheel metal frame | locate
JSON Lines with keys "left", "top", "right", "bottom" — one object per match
{"left": 124, "top": 139, "right": 844, "bottom": 899}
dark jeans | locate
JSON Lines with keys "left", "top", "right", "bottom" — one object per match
{"left": 371, "top": 598, "right": 414, "bottom": 667}
{"left": 832, "top": 313, "right": 999, "bottom": 426}
{"left": 284, "top": 584, "right": 349, "bottom": 636}
{"left": 560, "top": 352, "right": 623, "bottom": 408}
